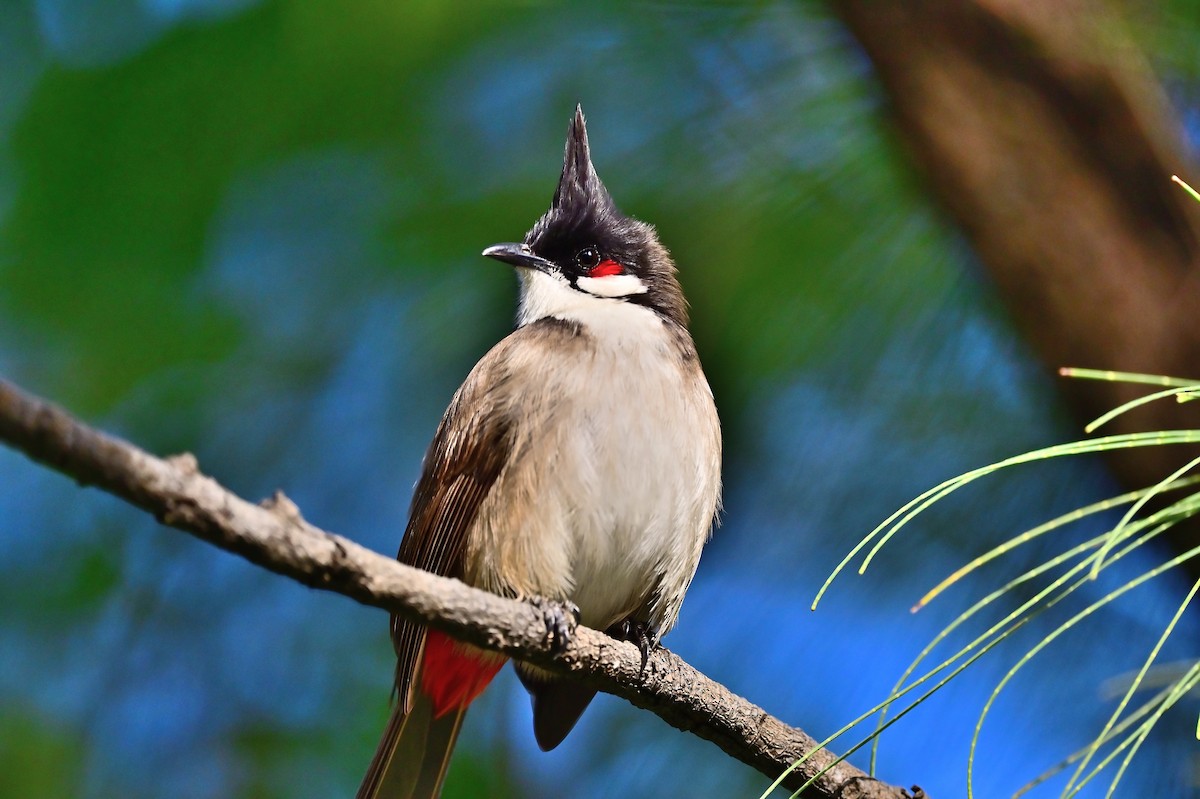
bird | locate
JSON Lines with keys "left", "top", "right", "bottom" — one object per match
{"left": 357, "top": 105, "right": 722, "bottom": 799}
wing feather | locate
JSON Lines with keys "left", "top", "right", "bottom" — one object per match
{"left": 387, "top": 317, "right": 583, "bottom": 712}
{"left": 390, "top": 394, "right": 513, "bottom": 711}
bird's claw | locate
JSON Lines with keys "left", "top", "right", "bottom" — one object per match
{"left": 530, "top": 597, "right": 580, "bottom": 653}
{"left": 607, "top": 619, "right": 657, "bottom": 673}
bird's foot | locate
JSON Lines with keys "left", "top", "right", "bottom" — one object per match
{"left": 529, "top": 597, "right": 580, "bottom": 653}
{"left": 607, "top": 619, "right": 657, "bottom": 673}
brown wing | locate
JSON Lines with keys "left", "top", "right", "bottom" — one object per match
{"left": 389, "top": 356, "right": 514, "bottom": 713}
{"left": 387, "top": 317, "right": 586, "bottom": 711}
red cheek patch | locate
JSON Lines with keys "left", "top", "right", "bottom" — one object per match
{"left": 589, "top": 259, "right": 624, "bottom": 278}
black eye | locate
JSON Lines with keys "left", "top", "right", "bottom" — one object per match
{"left": 576, "top": 247, "right": 601, "bottom": 269}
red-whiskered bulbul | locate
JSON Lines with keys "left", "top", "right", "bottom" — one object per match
{"left": 357, "top": 105, "right": 722, "bottom": 799}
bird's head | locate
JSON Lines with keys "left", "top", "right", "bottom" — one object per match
{"left": 483, "top": 105, "right": 687, "bottom": 329}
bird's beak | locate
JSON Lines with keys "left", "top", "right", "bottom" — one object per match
{"left": 482, "top": 242, "right": 556, "bottom": 273}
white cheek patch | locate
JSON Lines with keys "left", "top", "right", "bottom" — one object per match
{"left": 576, "top": 274, "right": 649, "bottom": 298}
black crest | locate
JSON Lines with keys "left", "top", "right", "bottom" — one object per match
{"left": 522, "top": 105, "right": 688, "bottom": 327}
{"left": 552, "top": 106, "right": 615, "bottom": 214}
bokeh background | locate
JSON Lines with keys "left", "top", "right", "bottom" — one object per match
{"left": 2, "top": 2, "right": 1199, "bottom": 797}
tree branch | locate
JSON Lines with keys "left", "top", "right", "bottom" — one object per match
{"left": 0, "top": 378, "right": 919, "bottom": 799}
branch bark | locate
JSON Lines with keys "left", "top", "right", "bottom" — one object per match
{"left": 830, "top": 0, "right": 1200, "bottom": 570}
{"left": 0, "top": 378, "right": 920, "bottom": 799}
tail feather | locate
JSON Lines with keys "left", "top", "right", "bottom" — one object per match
{"left": 515, "top": 663, "right": 597, "bottom": 752}
{"left": 356, "top": 693, "right": 466, "bottom": 799}
{"left": 361, "top": 632, "right": 505, "bottom": 798}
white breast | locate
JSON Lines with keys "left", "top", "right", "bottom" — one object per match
{"left": 468, "top": 271, "right": 721, "bottom": 636}
{"left": 559, "top": 331, "right": 714, "bottom": 630}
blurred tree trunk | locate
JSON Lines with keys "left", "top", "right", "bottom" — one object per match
{"left": 831, "top": 0, "right": 1200, "bottom": 566}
